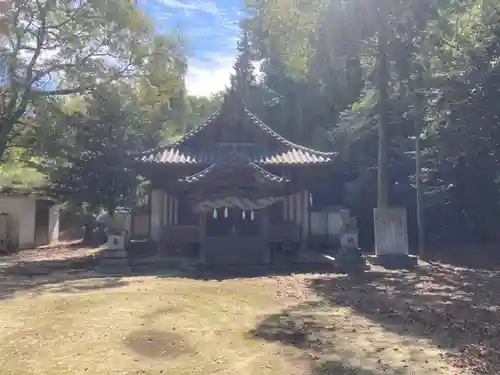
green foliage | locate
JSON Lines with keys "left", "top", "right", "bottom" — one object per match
{"left": 184, "top": 95, "right": 222, "bottom": 133}
{"left": 41, "top": 86, "right": 163, "bottom": 214}
{"left": 241, "top": 0, "right": 500, "bottom": 245}
{"left": 0, "top": 148, "right": 48, "bottom": 191}
{"left": 0, "top": 0, "right": 185, "bottom": 159}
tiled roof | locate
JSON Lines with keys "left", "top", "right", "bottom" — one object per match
{"left": 136, "top": 93, "right": 336, "bottom": 166}
{"left": 255, "top": 149, "right": 334, "bottom": 164}
{"left": 178, "top": 163, "right": 289, "bottom": 184}
{"left": 139, "top": 147, "right": 335, "bottom": 165}
{"left": 164, "top": 106, "right": 336, "bottom": 156}
{"left": 169, "top": 110, "right": 221, "bottom": 147}
{"left": 139, "top": 148, "right": 208, "bottom": 164}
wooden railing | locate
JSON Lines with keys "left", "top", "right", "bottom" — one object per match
{"left": 163, "top": 225, "right": 201, "bottom": 245}
{"left": 162, "top": 223, "right": 299, "bottom": 246}
{"left": 268, "top": 222, "right": 300, "bottom": 243}
{"left": 204, "top": 236, "right": 268, "bottom": 265}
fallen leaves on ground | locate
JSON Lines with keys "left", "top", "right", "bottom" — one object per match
{"left": 2, "top": 244, "right": 499, "bottom": 375}
{"left": 310, "top": 263, "right": 500, "bottom": 375}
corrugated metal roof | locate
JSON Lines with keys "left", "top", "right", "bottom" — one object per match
{"left": 139, "top": 148, "right": 335, "bottom": 165}
{"left": 255, "top": 149, "right": 333, "bottom": 164}
{"left": 139, "top": 148, "right": 207, "bottom": 164}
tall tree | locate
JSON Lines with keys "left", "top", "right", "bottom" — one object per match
{"left": 230, "top": 30, "right": 256, "bottom": 101}
{"left": 375, "top": 0, "right": 390, "bottom": 208}
{"left": 0, "top": 0, "right": 169, "bottom": 159}
{"left": 44, "top": 85, "right": 159, "bottom": 216}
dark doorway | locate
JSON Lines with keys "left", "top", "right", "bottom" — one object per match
{"left": 35, "top": 199, "right": 52, "bottom": 246}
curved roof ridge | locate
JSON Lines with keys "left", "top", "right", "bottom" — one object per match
{"left": 244, "top": 109, "right": 337, "bottom": 156}
{"left": 247, "top": 162, "right": 290, "bottom": 182}
{"left": 178, "top": 162, "right": 289, "bottom": 183}
{"left": 178, "top": 164, "right": 216, "bottom": 183}
{"left": 172, "top": 109, "right": 221, "bottom": 147}
{"left": 134, "top": 109, "right": 221, "bottom": 159}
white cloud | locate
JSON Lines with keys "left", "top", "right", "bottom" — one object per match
{"left": 160, "top": 0, "right": 218, "bottom": 14}
{"left": 186, "top": 54, "right": 264, "bottom": 97}
{"left": 186, "top": 52, "right": 235, "bottom": 97}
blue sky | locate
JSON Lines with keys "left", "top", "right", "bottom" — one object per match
{"left": 139, "top": 0, "right": 245, "bottom": 97}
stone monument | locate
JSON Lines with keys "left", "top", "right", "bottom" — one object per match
{"left": 371, "top": 207, "right": 418, "bottom": 268}
{"left": 96, "top": 229, "right": 131, "bottom": 274}
{"left": 336, "top": 217, "right": 368, "bottom": 273}
{"left": 340, "top": 230, "right": 359, "bottom": 249}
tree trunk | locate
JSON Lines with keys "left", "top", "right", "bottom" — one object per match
{"left": 82, "top": 214, "right": 96, "bottom": 245}
{"left": 376, "top": 2, "right": 390, "bottom": 208}
{"left": 414, "top": 69, "right": 426, "bottom": 259}
{"left": 0, "top": 119, "right": 14, "bottom": 160}
{"left": 415, "top": 119, "right": 425, "bottom": 258}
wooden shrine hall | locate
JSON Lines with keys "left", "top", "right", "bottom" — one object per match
{"left": 134, "top": 89, "right": 336, "bottom": 265}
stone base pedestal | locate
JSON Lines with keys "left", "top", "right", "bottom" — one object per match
{"left": 367, "top": 254, "right": 418, "bottom": 269}
{"left": 96, "top": 233, "right": 131, "bottom": 274}
{"left": 373, "top": 207, "right": 418, "bottom": 269}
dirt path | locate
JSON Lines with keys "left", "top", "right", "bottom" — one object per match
{"left": 0, "top": 245, "right": 493, "bottom": 374}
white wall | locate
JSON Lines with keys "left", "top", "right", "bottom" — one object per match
{"left": 48, "top": 205, "right": 60, "bottom": 244}
{"left": 0, "top": 196, "right": 36, "bottom": 249}
{"left": 310, "top": 209, "right": 351, "bottom": 236}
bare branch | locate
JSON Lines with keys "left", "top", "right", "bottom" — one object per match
{"left": 47, "top": 0, "right": 86, "bottom": 30}
{"left": 11, "top": 1, "right": 50, "bottom": 120}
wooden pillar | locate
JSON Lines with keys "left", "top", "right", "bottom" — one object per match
{"left": 283, "top": 194, "right": 288, "bottom": 221}
{"left": 301, "top": 191, "right": 309, "bottom": 252}
{"left": 262, "top": 207, "right": 271, "bottom": 263}
{"left": 150, "top": 189, "right": 163, "bottom": 241}
{"left": 199, "top": 212, "right": 206, "bottom": 264}
{"left": 173, "top": 197, "right": 178, "bottom": 225}
{"left": 288, "top": 194, "right": 294, "bottom": 222}
{"left": 163, "top": 192, "right": 168, "bottom": 226}
{"left": 158, "top": 190, "right": 165, "bottom": 253}
{"left": 293, "top": 192, "right": 300, "bottom": 245}
{"left": 168, "top": 195, "right": 174, "bottom": 226}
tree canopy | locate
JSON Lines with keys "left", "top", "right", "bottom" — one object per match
{"left": 240, "top": 0, "right": 500, "bottom": 245}
{"left": 4, "top": 0, "right": 500, "bottom": 247}
{"left": 0, "top": 0, "right": 185, "bottom": 158}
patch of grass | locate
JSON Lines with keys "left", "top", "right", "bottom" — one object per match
{"left": 0, "top": 273, "right": 467, "bottom": 375}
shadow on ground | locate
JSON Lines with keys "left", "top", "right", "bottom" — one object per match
{"left": 0, "top": 252, "right": 131, "bottom": 300}
{"left": 0, "top": 248, "right": 336, "bottom": 300}
{"left": 313, "top": 360, "right": 403, "bottom": 375}
{"left": 4, "top": 245, "right": 500, "bottom": 375}
{"left": 427, "top": 244, "right": 500, "bottom": 270}
{"left": 0, "top": 272, "right": 130, "bottom": 300}
{"left": 251, "top": 263, "right": 500, "bottom": 374}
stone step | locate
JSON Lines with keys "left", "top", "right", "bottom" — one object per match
{"left": 99, "top": 258, "right": 130, "bottom": 267}
{"left": 130, "top": 265, "right": 186, "bottom": 276}
{"left": 95, "top": 265, "right": 131, "bottom": 275}
{"left": 97, "top": 249, "right": 128, "bottom": 259}
{"left": 130, "top": 258, "right": 183, "bottom": 269}
{"left": 367, "top": 254, "right": 418, "bottom": 269}
{"left": 129, "top": 257, "right": 202, "bottom": 274}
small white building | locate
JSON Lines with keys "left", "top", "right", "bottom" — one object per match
{"left": 0, "top": 193, "right": 59, "bottom": 250}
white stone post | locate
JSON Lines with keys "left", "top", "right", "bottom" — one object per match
{"left": 48, "top": 205, "right": 60, "bottom": 244}
{"left": 373, "top": 207, "right": 417, "bottom": 268}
